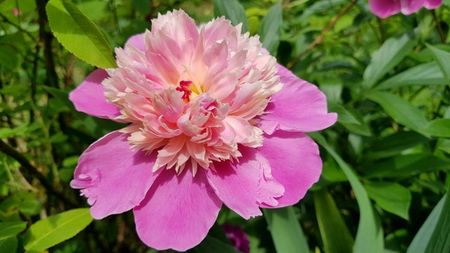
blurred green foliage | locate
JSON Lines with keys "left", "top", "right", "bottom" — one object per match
{"left": 0, "top": 0, "right": 450, "bottom": 252}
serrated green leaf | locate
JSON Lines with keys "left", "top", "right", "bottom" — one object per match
{"left": 24, "top": 208, "right": 93, "bottom": 252}
{"left": 365, "top": 182, "right": 411, "bottom": 220}
{"left": 260, "top": 2, "right": 282, "bottom": 55}
{"left": 46, "top": 0, "right": 115, "bottom": 68}
{"left": 314, "top": 189, "right": 354, "bottom": 253}
{"left": 364, "top": 33, "right": 416, "bottom": 88}
{"left": 213, "top": 0, "right": 248, "bottom": 32}
{"left": 367, "top": 91, "right": 428, "bottom": 132}
{"left": 264, "top": 207, "right": 309, "bottom": 253}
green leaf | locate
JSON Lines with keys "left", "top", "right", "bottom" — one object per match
{"left": 312, "top": 133, "right": 384, "bottom": 253}
{"left": 423, "top": 119, "right": 450, "bottom": 138}
{"left": 427, "top": 45, "right": 450, "bottom": 80}
{"left": 194, "top": 236, "right": 240, "bottom": 253}
{"left": 0, "top": 221, "right": 26, "bottom": 253}
{"left": 46, "top": 0, "right": 115, "bottom": 68}
{"left": 363, "top": 33, "right": 416, "bottom": 88}
{"left": 213, "top": 0, "right": 248, "bottom": 32}
{"left": 314, "top": 189, "right": 354, "bottom": 253}
{"left": 377, "top": 62, "right": 447, "bottom": 90}
{"left": 0, "top": 44, "right": 21, "bottom": 70}
{"left": 264, "top": 207, "right": 309, "bottom": 253}
{"left": 24, "top": 208, "right": 93, "bottom": 252}
{"left": 367, "top": 91, "right": 428, "bottom": 132}
{"left": 407, "top": 193, "right": 449, "bottom": 253}
{"left": 364, "top": 154, "right": 449, "bottom": 178}
{"left": 259, "top": 2, "right": 282, "bottom": 55}
{"left": 0, "top": 236, "right": 17, "bottom": 253}
{"left": 0, "top": 221, "right": 27, "bottom": 240}
{"left": 331, "top": 103, "right": 372, "bottom": 136}
{"left": 364, "top": 181, "right": 412, "bottom": 220}
{"left": 366, "top": 131, "right": 428, "bottom": 160}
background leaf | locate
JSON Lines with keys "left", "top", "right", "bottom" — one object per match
{"left": 314, "top": 189, "right": 354, "bottom": 253}
{"left": 367, "top": 91, "right": 428, "bottom": 132}
{"left": 364, "top": 181, "right": 412, "bottom": 220}
{"left": 213, "top": 0, "right": 248, "bottom": 32}
{"left": 407, "top": 193, "right": 449, "bottom": 253}
{"left": 24, "top": 208, "right": 93, "bottom": 252}
{"left": 46, "top": 0, "right": 115, "bottom": 68}
{"left": 260, "top": 2, "right": 282, "bottom": 55}
{"left": 264, "top": 207, "right": 310, "bottom": 253}
{"left": 313, "top": 134, "right": 384, "bottom": 253}
{"left": 363, "top": 33, "right": 416, "bottom": 88}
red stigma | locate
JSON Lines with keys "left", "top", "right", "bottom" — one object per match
{"left": 176, "top": 80, "right": 192, "bottom": 102}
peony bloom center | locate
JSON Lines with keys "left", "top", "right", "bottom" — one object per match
{"left": 103, "top": 10, "right": 281, "bottom": 175}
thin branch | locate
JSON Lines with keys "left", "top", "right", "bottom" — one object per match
{"left": 287, "top": 0, "right": 357, "bottom": 69}
{"left": 0, "top": 12, "right": 35, "bottom": 40}
{"left": 36, "top": 0, "right": 58, "bottom": 87}
{"left": 0, "top": 139, "right": 77, "bottom": 207}
{"left": 431, "top": 10, "right": 445, "bottom": 43}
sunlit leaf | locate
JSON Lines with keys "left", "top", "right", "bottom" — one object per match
{"left": 46, "top": 0, "right": 115, "bottom": 68}
{"left": 24, "top": 208, "right": 93, "bottom": 252}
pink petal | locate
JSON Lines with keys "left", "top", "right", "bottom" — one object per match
{"left": 207, "top": 148, "right": 284, "bottom": 219}
{"left": 69, "top": 69, "right": 121, "bottom": 120}
{"left": 259, "top": 65, "right": 337, "bottom": 135}
{"left": 258, "top": 131, "right": 322, "bottom": 208}
{"left": 401, "top": 0, "right": 425, "bottom": 15}
{"left": 425, "top": 0, "right": 442, "bottom": 9}
{"left": 125, "top": 33, "right": 145, "bottom": 51}
{"left": 133, "top": 168, "right": 221, "bottom": 251}
{"left": 70, "top": 131, "right": 158, "bottom": 219}
{"left": 368, "top": 0, "right": 402, "bottom": 18}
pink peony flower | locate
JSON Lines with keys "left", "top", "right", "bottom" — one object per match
{"left": 369, "top": 0, "right": 442, "bottom": 18}
{"left": 69, "top": 10, "right": 336, "bottom": 251}
{"left": 223, "top": 224, "right": 250, "bottom": 253}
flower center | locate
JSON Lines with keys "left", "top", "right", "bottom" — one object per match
{"left": 176, "top": 80, "right": 203, "bottom": 103}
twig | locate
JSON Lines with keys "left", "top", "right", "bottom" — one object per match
{"left": 0, "top": 12, "right": 35, "bottom": 40}
{"left": 431, "top": 10, "right": 445, "bottom": 43}
{"left": 35, "top": 0, "right": 58, "bottom": 87}
{"left": 0, "top": 139, "right": 77, "bottom": 207}
{"left": 287, "top": 0, "right": 357, "bottom": 69}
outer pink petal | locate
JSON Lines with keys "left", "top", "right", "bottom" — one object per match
{"left": 125, "top": 33, "right": 145, "bottom": 51}
{"left": 425, "top": 0, "right": 442, "bottom": 9}
{"left": 259, "top": 65, "right": 337, "bottom": 135}
{"left": 69, "top": 69, "right": 121, "bottom": 120}
{"left": 133, "top": 168, "right": 221, "bottom": 251}
{"left": 368, "top": 0, "right": 401, "bottom": 18}
{"left": 258, "top": 131, "right": 322, "bottom": 208}
{"left": 70, "top": 131, "right": 158, "bottom": 219}
{"left": 401, "top": 0, "right": 426, "bottom": 15}
{"left": 207, "top": 148, "right": 284, "bottom": 219}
